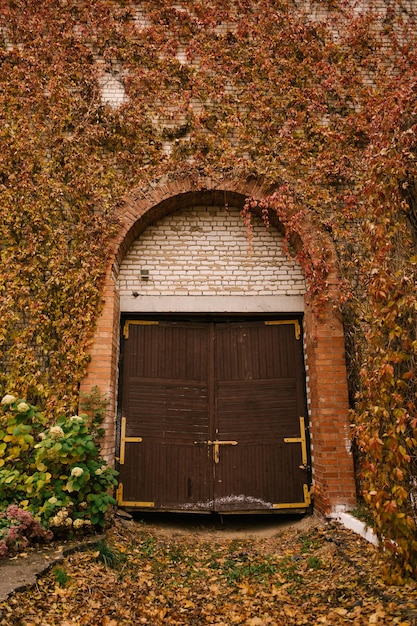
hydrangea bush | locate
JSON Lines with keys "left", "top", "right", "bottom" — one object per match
{"left": 0, "top": 504, "right": 53, "bottom": 558}
{"left": 0, "top": 393, "right": 118, "bottom": 556}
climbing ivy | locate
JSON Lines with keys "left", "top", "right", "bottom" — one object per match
{"left": 1, "top": 0, "right": 416, "bottom": 579}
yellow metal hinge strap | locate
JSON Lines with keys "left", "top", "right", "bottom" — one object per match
{"left": 273, "top": 485, "right": 311, "bottom": 509}
{"left": 264, "top": 319, "right": 301, "bottom": 340}
{"left": 116, "top": 483, "right": 154, "bottom": 508}
{"left": 119, "top": 416, "right": 142, "bottom": 465}
{"left": 284, "top": 416, "right": 308, "bottom": 466}
{"left": 272, "top": 416, "right": 311, "bottom": 509}
{"left": 123, "top": 319, "right": 159, "bottom": 339}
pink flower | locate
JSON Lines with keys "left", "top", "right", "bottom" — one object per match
{"left": 6, "top": 504, "right": 19, "bottom": 519}
{"left": 0, "top": 541, "right": 8, "bottom": 558}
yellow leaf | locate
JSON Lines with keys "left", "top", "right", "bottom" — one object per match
{"left": 182, "top": 599, "right": 195, "bottom": 608}
{"left": 283, "top": 604, "right": 298, "bottom": 618}
{"left": 333, "top": 608, "right": 348, "bottom": 616}
{"left": 237, "top": 580, "right": 254, "bottom": 595}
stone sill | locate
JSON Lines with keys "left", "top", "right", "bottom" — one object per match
{"left": 331, "top": 510, "right": 379, "bottom": 547}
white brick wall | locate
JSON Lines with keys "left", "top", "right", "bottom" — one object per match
{"left": 117, "top": 206, "right": 306, "bottom": 299}
{"left": 99, "top": 70, "right": 127, "bottom": 107}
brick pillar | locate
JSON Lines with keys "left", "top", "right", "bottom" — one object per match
{"left": 304, "top": 291, "right": 357, "bottom": 516}
{"left": 79, "top": 267, "right": 120, "bottom": 460}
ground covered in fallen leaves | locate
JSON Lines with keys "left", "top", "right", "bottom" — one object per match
{"left": 1, "top": 514, "right": 417, "bottom": 625}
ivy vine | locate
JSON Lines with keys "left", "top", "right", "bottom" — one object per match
{"left": 1, "top": 0, "right": 416, "bottom": 580}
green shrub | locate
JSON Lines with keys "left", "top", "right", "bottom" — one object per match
{"left": 0, "top": 393, "right": 118, "bottom": 546}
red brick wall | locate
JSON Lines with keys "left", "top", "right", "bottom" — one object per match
{"left": 80, "top": 173, "right": 357, "bottom": 516}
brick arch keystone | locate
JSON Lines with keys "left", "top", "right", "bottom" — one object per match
{"left": 80, "top": 173, "right": 357, "bottom": 517}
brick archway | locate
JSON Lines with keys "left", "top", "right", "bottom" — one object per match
{"left": 81, "top": 173, "right": 356, "bottom": 516}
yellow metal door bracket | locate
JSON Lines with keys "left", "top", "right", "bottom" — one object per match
{"left": 264, "top": 319, "right": 301, "bottom": 340}
{"left": 273, "top": 484, "right": 311, "bottom": 509}
{"left": 116, "top": 483, "right": 154, "bottom": 508}
{"left": 119, "top": 416, "right": 143, "bottom": 465}
{"left": 123, "top": 319, "right": 159, "bottom": 339}
{"left": 273, "top": 416, "right": 311, "bottom": 509}
{"left": 284, "top": 416, "right": 308, "bottom": 466}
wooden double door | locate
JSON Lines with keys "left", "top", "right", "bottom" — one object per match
{"left": 116, "top": 318, "right": 311, "bottom": 513}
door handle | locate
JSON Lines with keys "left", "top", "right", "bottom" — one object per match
{"left": 194, "top": 439, "right": 238, "bottom": 463}
{"left": 212, "top": 440, "right": 238, "bottom": 464}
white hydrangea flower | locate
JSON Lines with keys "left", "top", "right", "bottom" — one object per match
{"left": 17, "top": 402, "right": 30, "bottom": 412}
{"left": 70, "top": 467, "right": 84, "bottom": 478}
{"left": 49, "top": 507, "right": 72, "bottom": 527}
{"left": 69, "top": 415, "right": 84, "bottom": 423}
{"left": 49, "top": 426, "right": 65, "bottom": 440}
{"left": 1, "top": 394, "right": 16, "bottom": 405}
{"left": 73, "top": 518, "right": 85, "bottom": 529}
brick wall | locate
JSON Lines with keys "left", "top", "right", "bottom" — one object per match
{"left": 96, "top": 0, "right": 412, "bottom": 112}
{"left": 117, "top": 206, "right": 305, "bottom": 299}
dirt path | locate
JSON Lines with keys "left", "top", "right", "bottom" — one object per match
{"left": 1, "top": 514, "right": 417, "bottom": 625}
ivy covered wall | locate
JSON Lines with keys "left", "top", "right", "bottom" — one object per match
{"left": 1, "top": 0, "right": 417, "bottom": 578}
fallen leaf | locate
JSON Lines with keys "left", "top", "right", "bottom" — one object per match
{"left": 237, "top": 580, "right": 254, "bottom": 595}
{"left": 283, "top": 604, "right": 298, "bottom": 618}
{"left": 333, "top": 608, "right": 348, "bottom": 616}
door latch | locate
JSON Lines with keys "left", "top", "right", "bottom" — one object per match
{"left": 194, "top": 439, "right": 238, "bottom": 463}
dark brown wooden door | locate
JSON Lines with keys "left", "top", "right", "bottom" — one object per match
{"left": 117, "top": 319, "right": 310, "bottom": 513}
{"left": 117, "top": 321, "right": 213, "bottom": 510}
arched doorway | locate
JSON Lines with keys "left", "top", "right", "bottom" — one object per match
{"left": 116, "top": 203, "right": 309, "bottom": 512}
{"left": 80, "top": 174, "right": 357, "bottom": 517}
